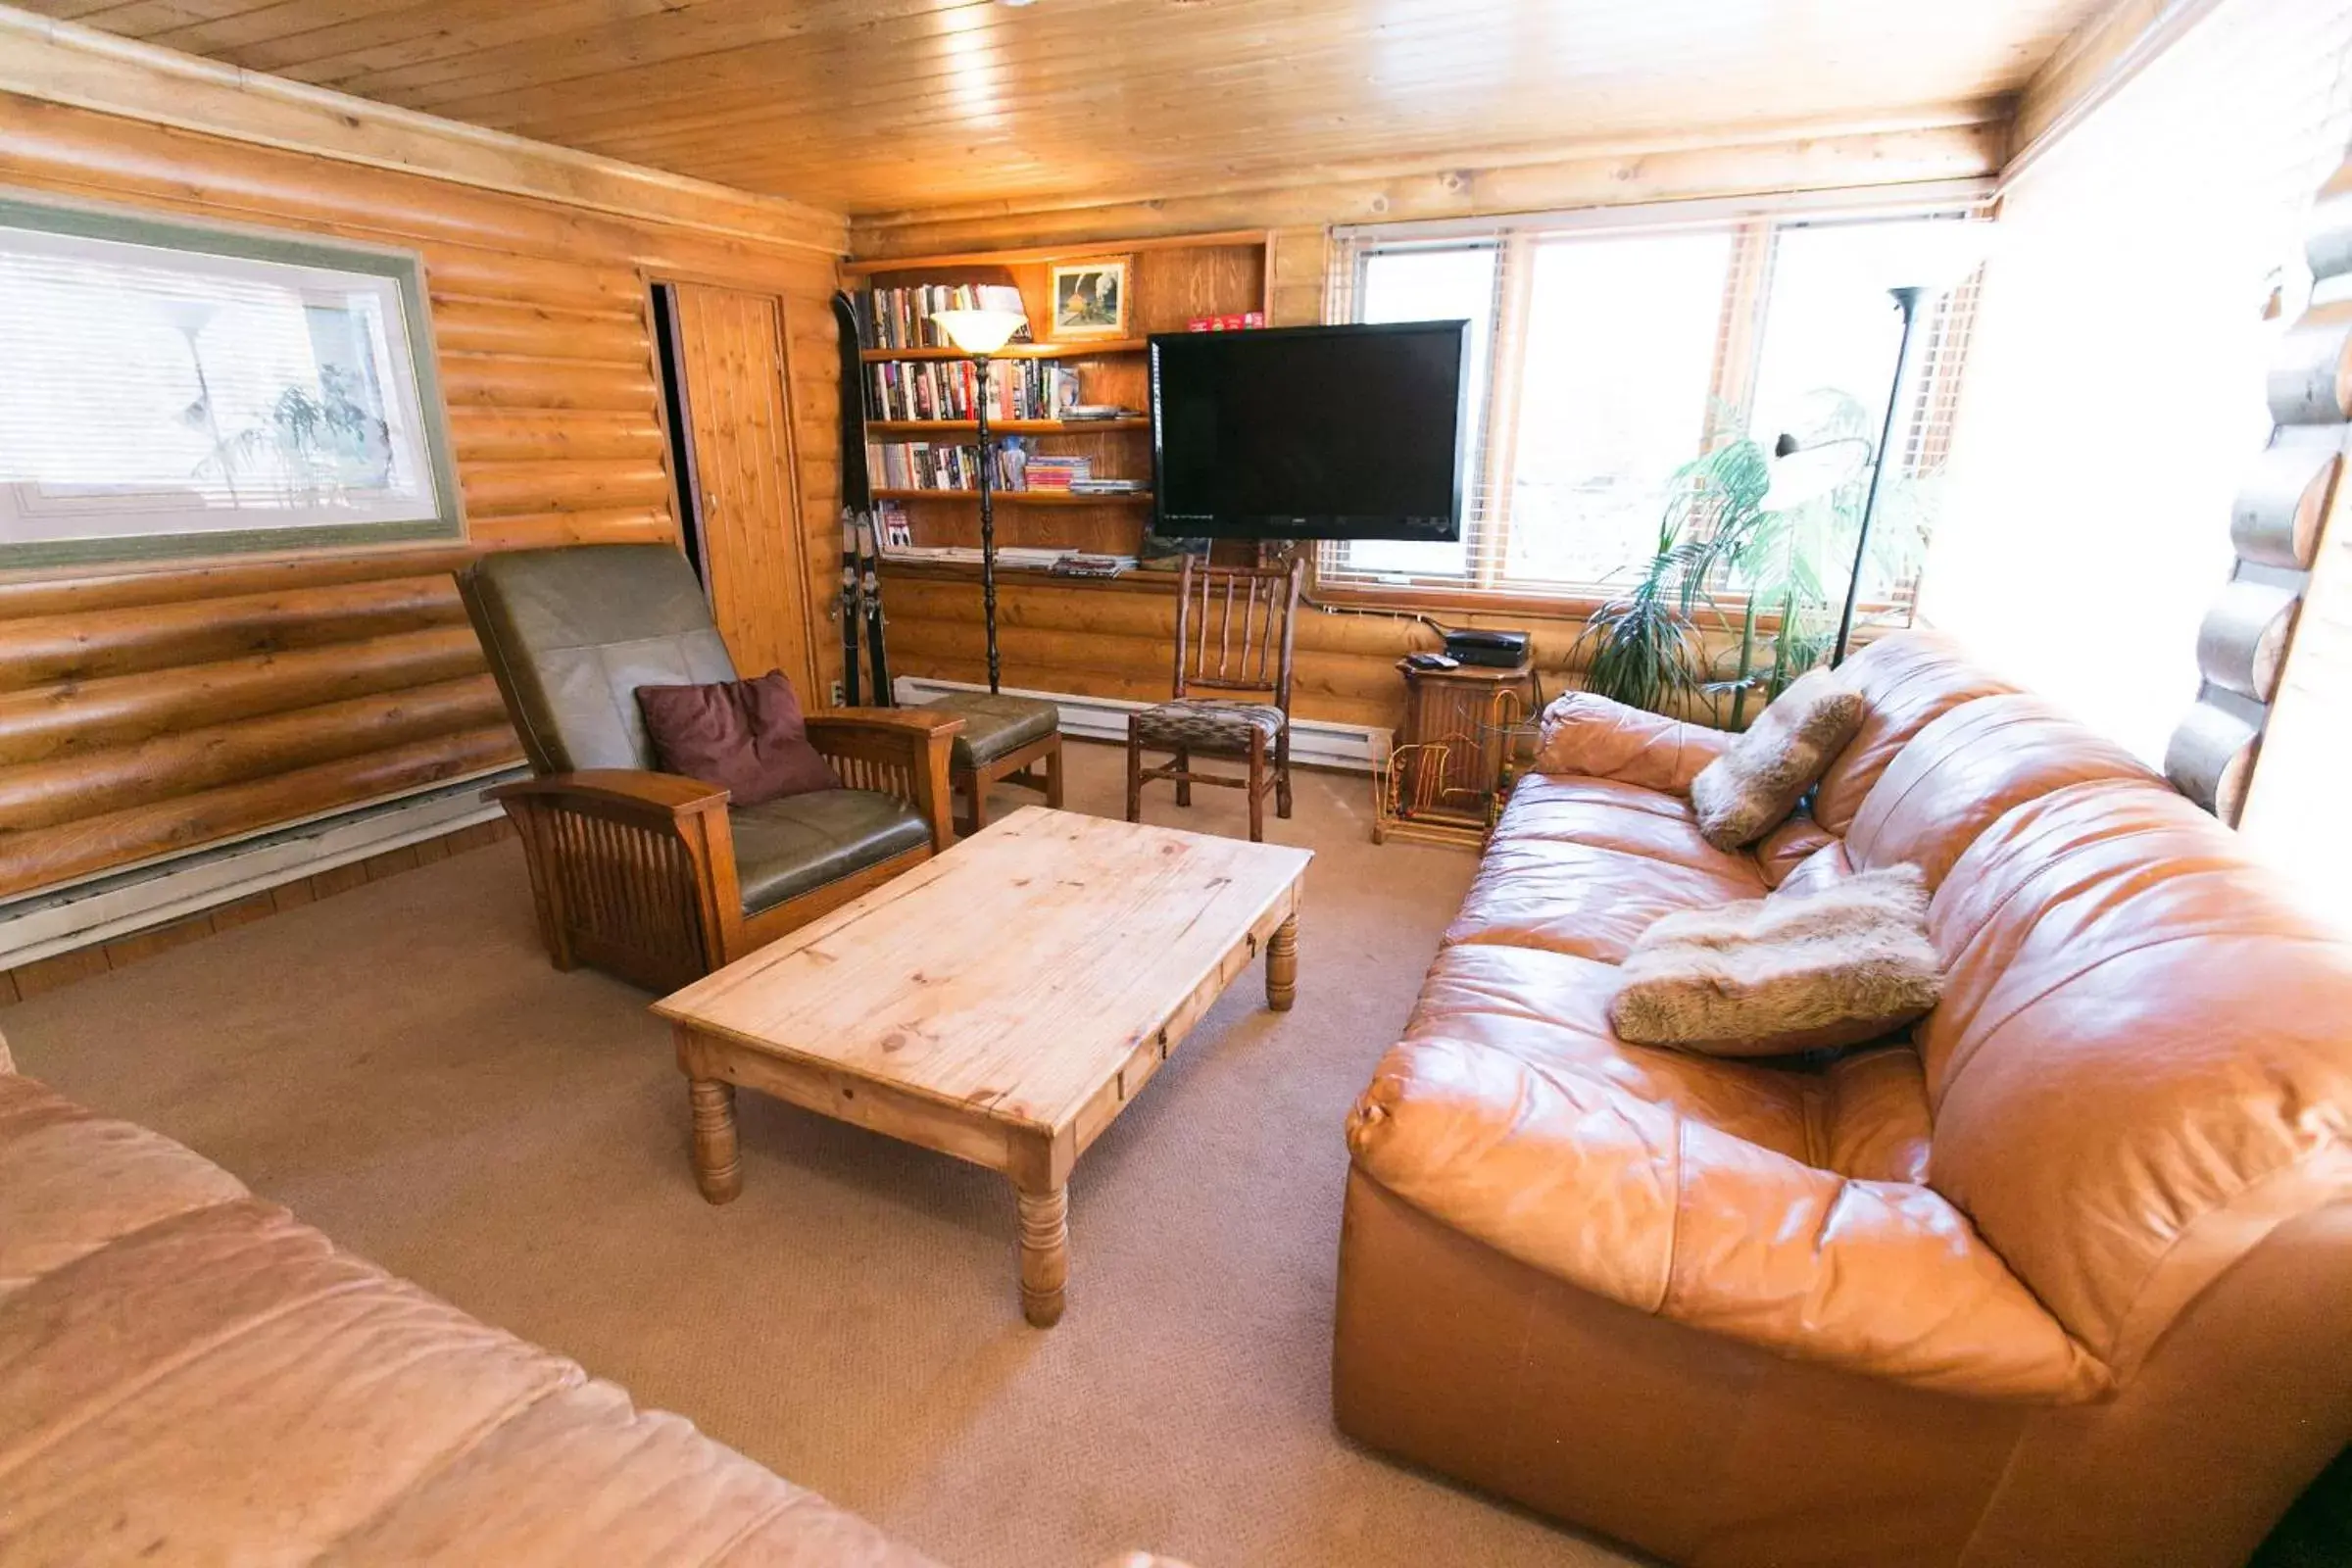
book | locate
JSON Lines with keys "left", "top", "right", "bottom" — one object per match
{"left": 858, "top": 282, "right": 1031, "bottom": 352}
{"left": 863, "top": 360, "right": 1077, "bottom": 422}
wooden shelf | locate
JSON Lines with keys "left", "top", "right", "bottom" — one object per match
{"left": 880, "top": 557, "right": 1180, "bottom": 594}
{"left": 873, "top": 488, "right": 1152, "bottom": 507}
{"left": 860, "top": 339, "right": 1148, "bottom": 363}
{"left": 866, "top": 417, "right": 1149, "bottom": 435}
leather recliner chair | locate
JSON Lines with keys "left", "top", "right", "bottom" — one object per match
{"left": 458, "top": 544, "right": 962, "bottom": 992}
{"left": 1336, "top": 631, "right": 2352, "bottom": 1568}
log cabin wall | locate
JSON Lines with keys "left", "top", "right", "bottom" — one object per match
{"left": 853, "top": 121, "right": 2001, "bottom": 735}
{"left": 0, "top": 90, "right": 849, "bottom": 905}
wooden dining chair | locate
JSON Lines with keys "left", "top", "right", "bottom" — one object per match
{"left": 1125, "top": 556, "right": 1303, "bottom": 843}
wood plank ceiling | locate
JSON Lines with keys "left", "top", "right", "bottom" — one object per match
{"left": 18, "top": 0, "right": 2109, "bottom": 216}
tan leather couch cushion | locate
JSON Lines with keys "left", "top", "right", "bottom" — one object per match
{"left": 1531, "top": 693, "right": 1729, "bottom": 795}
{"left": 1443, "top": 774, "right": 1769, "bottom": 961}
{"left": 0, "top": 1074, "right": 935, "bottom": 1568}
{"left": 1753, "top": 808, "right": 1835, "bottom": 889}
{"left": 0, "top": 1074, "right": 249, "bottom": 1298}
{"left": 1347, "top": 1031, "right": 2106, "bottom": 1399}
{"left": 1922, "top": 779, "right": 2352, "bottom": 1377}
{"left": 1844, "top": 692, "right": 2163, "bottom": 888}
{"left": 1446, "top": 835, "right": 1767, "bottom": 962}
{"left": 1810, "top": 631, "right": 2016, "bottom": 834}
{"left": 1483, "top": 774, "right": 1760, "bottom": 879}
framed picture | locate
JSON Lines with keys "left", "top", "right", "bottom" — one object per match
{"left": 1049, "top": 258, "right": 1130, "bottom": 340}
{"left": 0, "top": 189, "right": 462, "bottom": 571}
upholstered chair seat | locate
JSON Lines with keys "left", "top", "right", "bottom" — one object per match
{"left": 1131, "top": 698, "right": 1287, "bottom": 755}
{"left": 728, "top": 792, "right": 933, "bottom": 915}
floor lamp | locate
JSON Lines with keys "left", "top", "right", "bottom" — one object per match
{"left": 1832, "top": 285, "right": 1926, "bottom": 667}
{"left": 932, "top": 307, "right": 1029, "bottom": 695}
{"left": 1826, "top": 222, "right": 1992, "bottom": 667}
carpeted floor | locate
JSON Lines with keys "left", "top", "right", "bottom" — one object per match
{"left": 4, "top": 741, "right": 1641, "bottom": 1568}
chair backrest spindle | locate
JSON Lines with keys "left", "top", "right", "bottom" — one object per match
{"left": 1168, "top": 556, "right": 1305, "bottom": 715}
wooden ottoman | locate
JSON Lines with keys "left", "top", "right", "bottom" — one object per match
{"left": 923, "top": 692, "right": 1063, "bottom": 834}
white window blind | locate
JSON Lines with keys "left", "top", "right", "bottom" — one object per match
{"left": 0, "top": 213, "right": 445, "bottom": 563}
{"left": 1318, "top": 198, "right": 1987, "bottom": 609}
{"left": 1921, "top": 0, "right": 2352, "bottom": 765}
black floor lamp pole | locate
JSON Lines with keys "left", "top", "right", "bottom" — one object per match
{"left": 1833, "top": 284, "right": 1924, "bottom": 668}
{"left": 974, "top": 351, "right": 1002, "bottom": 695}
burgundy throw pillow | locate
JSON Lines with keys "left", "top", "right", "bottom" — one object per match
{"left": 634, "top": 670, "right": 839, "bottom": 807}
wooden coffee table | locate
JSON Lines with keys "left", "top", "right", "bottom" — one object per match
{"left": 652, "top": 806, "right": 1311, "bottom": 1327}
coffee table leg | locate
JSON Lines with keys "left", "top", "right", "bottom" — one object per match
{"left": 1016, "top": 1184, "right": 1069, "bottom": 1327}
{"left": 1266, "top": 914, "right": 1298, "bottom": 1011}
{"left": 690, "top": 1078, "right": 741, "bottom": 1203}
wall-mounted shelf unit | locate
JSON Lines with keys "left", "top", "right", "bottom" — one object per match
{"left": 843, "top": 230, "right": 1270, "bottom": 562}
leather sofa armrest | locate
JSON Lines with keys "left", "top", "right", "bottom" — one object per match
{"left": 1531, "top": 693, "right": 1729, "bottom": 796}
{"left": 1346, "top": 1038, "right": 2111, "bottom": 1402}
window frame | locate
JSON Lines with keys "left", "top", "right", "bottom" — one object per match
{"left": 0, "top": 188, "right": 464, "bottom": 572}
{"left": 1314, "top": 182, "right": 1993, "bottom": 613}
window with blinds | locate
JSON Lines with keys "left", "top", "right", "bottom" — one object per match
{"left": 0, "top": 196, "right": 454, "bottom": 568}
{"left": 1317, "top": 201, "right": 1987, "bottom": 612}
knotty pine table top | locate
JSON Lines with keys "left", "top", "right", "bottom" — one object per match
{"left": 653, "top": 808, "right": 1311, "bottom": 1137}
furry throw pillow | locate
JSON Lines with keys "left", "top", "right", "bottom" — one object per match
{"left": 1689, "top": 668, "right": 1865, "bottom": 850}
{"left": 1609, "top": 863, "right": 1943, "bottom": 1056}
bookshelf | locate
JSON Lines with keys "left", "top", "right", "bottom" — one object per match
{"left": 841, "top": 231, "right": 1272, "bottom": 563}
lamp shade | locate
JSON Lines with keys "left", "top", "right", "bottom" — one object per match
{"left": 1764, "top": 437, "right": 1869, "bottom": 511}
{"left": 931, "top": 308, "right": 1028, "bottom": 355}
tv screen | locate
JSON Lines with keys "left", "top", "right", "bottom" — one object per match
{"left": 1150, "top": 321, "right": 1469, "bottom": 540}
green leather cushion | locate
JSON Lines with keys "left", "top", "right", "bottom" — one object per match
{"left": 460, "top": 544, "right": 736, "bottom": 775}
{"left": 923, "top": 693, "right": 1059, "bottom": 769}
{"left": 730, "top": 789, "right": 931, "bottom": 914}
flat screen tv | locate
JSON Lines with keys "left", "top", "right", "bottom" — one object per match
{"left": 1150, "top": 320, "right": 1469, "bottom": 540}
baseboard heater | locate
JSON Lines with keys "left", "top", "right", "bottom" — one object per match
{"left": 891, "top": 676, "right": 1392, "bottom": 773}
{"left": 0, "top": 766, "right": 523, "bottom": 971}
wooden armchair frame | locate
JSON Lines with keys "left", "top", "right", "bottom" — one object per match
{"left": 490, "top": 708, "right": 961, "bottom": 993}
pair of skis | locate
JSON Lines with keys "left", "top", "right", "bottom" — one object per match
{"left": 837, "top": 509, "right": 889, "bottom": 707}
{"left": 834, "top": 291, "right": 892, "bottom": 708}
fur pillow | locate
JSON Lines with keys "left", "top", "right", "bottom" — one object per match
{"left": 1609, "top": 863, "right": 1943, "bottom": 1056}
{"left": 1689, "top": 669, "right": 1865, "bottom": 850}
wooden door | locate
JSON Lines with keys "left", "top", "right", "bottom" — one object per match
{"left": 665, "top": 283, "right": 818, "bottom": 696}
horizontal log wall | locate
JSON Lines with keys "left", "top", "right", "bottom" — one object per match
{"left": 0, "top": 91, "right": 847, "bottom": 900}
{"left": 879, "top": 567, "right": 1632, "bottom": 735}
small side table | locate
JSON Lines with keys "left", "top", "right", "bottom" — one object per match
{"left": 1376, "top": 657, "right": 1538, "bottom": 846}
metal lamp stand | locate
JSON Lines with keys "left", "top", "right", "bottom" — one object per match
{"left": 972, "top": 350, "right": 1002, "bottom": 695}
{"left": 1833, "top": 284, "right": 1924, "bottom": 668}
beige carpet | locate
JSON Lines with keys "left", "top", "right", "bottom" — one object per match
{"left": 4, "top": 741, "right": 1641, "bottom": 1568}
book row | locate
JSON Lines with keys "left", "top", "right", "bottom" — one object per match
{"left": 856, "top": 283, "right": 1030, "bottom": 351}
{"left": 864, "top": 359, "right": 1080, "bottom": 423}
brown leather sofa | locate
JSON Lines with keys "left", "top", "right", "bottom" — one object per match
{"left": 0, "top": 1032, "right": 933, "bottom": 1566}
{"left": 1337, "top": 630, "right": 2352, "bottom": 1568}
